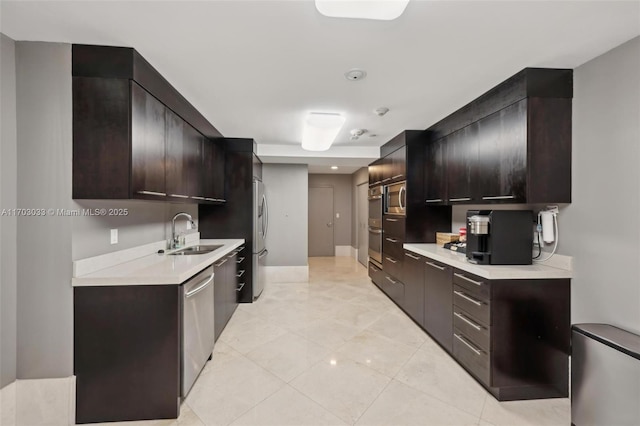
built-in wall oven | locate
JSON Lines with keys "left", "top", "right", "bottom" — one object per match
{"left": 385, "top": 181, "right": 406, "bottom": 215}
{"left": 368, "top": 186, "right": 383, "bottom": 266}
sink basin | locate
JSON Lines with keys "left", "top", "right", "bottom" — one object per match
{"left": 168, "top": 244, "right": 223, "bottom": 255}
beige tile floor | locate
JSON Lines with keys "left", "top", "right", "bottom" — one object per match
{"left": 107, "top": 256, "right": 570, "bottom": 426}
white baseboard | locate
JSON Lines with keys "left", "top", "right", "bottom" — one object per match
{"left": 335, "top": 245, "right": 356, "bottom": 257}
{"left": 264, "top": 266, "right": 309, "bottom": 283}
{"left": 1, "top": 376, "right": 76, "bottom": 426}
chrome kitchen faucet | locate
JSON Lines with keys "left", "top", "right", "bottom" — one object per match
{"left": 171, "top": 212, "right": 197, "bottom": 249}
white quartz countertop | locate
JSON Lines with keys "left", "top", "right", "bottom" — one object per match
{"left": 72, "top": 239, "right": 245, "bottom": 287}
{"left": 403, "top": 243, "right": 573, "bottom": 280}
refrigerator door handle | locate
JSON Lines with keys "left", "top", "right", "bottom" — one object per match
{"left": 259, "top": 249, "right": 268, "bottom": 259}
{"left": 262, "top": 194, "right": 269, "bottom": 240}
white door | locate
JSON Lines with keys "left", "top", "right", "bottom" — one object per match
{"left": 357, "top": 183, "right": 368, "bottom": 266}
{"left": 308, "top": 186, "right": 334, "bottom": 257}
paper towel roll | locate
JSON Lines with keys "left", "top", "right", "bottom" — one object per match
{"left": 541, "top": 211, "right": 555, "bottom": 243}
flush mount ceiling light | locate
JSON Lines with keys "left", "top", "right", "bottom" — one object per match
{"left": 301, "top": 113, "right": 346, "bottom": 151}
{"left": 331, "top": 166, "right": 339, "bottom": 170}
{"left": 315, "top": 0, "right": 410, "bottom": 21}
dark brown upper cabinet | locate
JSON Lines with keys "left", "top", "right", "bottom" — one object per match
{"left": 446, "top": 124, "right": 479, "bottom": 204}
{"left": 368, "top": 158, "right": 384, "bottom": 187}
{"left": 72, "top": 44, "right": 225, "bottom": 203}
{"left": 202, "top": 139, "right": 226, "bottom": 202}
{"left": 426, "top": 68, "right": 572, "bottom": 205}
{"left": 476, "top": 99, "right": 527, "bottom": 203}
{"left": 423, "top": 138, "right": 447, "bottom": 205}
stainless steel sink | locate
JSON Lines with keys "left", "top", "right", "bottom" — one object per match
{"left": 168, "top": 245, "right": 223, "bottom": 255}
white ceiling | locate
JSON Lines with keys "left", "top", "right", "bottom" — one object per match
{"left": 2, "top": 1, "right": 639, "bottom": 174}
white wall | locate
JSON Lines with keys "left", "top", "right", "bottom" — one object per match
{"left": 262, "top": 164, "right": 308, "bottom": 266}
{"left": 1, "top": 33, "right": 18, "bottom": 387}
{"left": 15, "top": 41, "right": 74, "bottom": 379}
{"left": 561, "top": 36, "right": 640, "bottom": 334}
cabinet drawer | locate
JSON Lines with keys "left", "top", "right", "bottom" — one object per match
{"left": 383, "top": 236, "right": 404, "bottom": 260}
{"left": 383, "top": 215, "right": 405, "bottom": 238}
{"left": 453, "top": 285, "right": 490, "bottom": 325}
{"left": 383, "top": 255, "right": 403, "bottom": 282}
{"left": 453, "top": 330, "right": 490, "bottom": 385}
{"left": 382, "top": 273, "right": 405, "bottom": 306}
{"left": 453, "top": 270, "right": 490, "bottom": 300}
{"left": 368, "top": 262, "right": 383, "bottom": 290}
{"left": 453, "top": 306, "right": 490, "bottom": 351}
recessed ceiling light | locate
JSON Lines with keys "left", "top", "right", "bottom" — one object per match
{"left": 301, "top": 112, "right": 346, "bottom": 151}
{"left": 374, "top": 107, "right": 389, "bottom": 116}
{"left": 316, "top": 0, "right": 411, "bottom": 21}
{"left": 331, "top": 166, "right": 339, "bottom": 170}
{"left": 345, "top": 69, "right": 367, "bottom": 81}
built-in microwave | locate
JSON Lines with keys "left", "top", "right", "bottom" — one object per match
{"left": 385, "top": 181, "right": 406, "bottom": 215}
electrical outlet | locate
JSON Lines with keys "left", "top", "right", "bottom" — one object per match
{"left": 110, "top": 229, "right": 118, "bottom": 245}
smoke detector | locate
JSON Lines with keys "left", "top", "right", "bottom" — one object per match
{"left": 374, "top": 107, "right": 389, "bottom": 117}
{"left": 344, "top": 69, "right": 367, "bottom": 81}
{"left": 350, "top": 128, "right": 367, "bottom": 140}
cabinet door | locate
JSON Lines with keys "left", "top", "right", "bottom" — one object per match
{"left": 389, "top": 146, "right": 406, "bottom": 183}
{"left": 202, "top": 139, "right": 225, "bottom": 201}
{"left": 424, "top": 259, "right": 453, "bottom": 352}
{"left": 369, "top": 159, "right": 383, "bottom": 187}
{"left": 213, "top": 257, "right": 228, "bottom": 341}
{"left": 131, "top": 82, "right": 166, "bottom": 199}
{"left": 424, "top": 138, "right": 447, "bottom": 205}
{"left": 381, "top": 155, "right": 393, "bottom": 185}
{"left": 446, "top": 125, "right": 478, "bottom": 204}
{"left": 165, "top": 109, "right": 203, "bottom": 201}
{"left": 477, "top": 99, "right": 527, "bottom": 203}
{"left": 403, "top": 251, "right": 425, "bottom": 325}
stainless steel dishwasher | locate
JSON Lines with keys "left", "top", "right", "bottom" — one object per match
{"left": 182, "top": 265, "right": 215, "bottom": 397}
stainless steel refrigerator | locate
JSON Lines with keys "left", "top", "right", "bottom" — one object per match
{"left": 253, "top": 179, "right": 268, "bottom": 299}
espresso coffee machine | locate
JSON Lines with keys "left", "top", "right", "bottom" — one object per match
{"left": 466, "top": 210, "right": 534, "bottom": 265}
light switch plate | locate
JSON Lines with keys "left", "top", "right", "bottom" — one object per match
{"left": 110, "top": 229, "right": 118, "bottom": 244}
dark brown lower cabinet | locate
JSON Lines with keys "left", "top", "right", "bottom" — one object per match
{"left": 368, "top": 261, "right": 383, "bottom": 290}
{"left": 74, "top": 285, "right": 180, "bottom": 424}
{"left": 451, "top": 269, "right": 570, "bottom": 401}
{"left": 214, "top": 249, "right": 240, "bottom": 341}
{"left": 403, "top": 251, "right": 425, "bottom": 326}
{"left": 372, "top": 250, "right": 571, "bottom": 401}
{"left": 424, "top": 259, "right": 453, "bottom": 352}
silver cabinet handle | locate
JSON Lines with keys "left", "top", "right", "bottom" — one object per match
{"left": 392, "top": 174, "right": 403, "bottom": 179}
{"left": 454, "top": 290, "right": 482, "bottom": 306}
{"left": 385, "top": 257, "right": 397, "bottom": 264}
{"left": 454, "top": 273, "right": 483, "bottom": 286}
{"left": 236, "top": 283, "right": 245, "bottom": 292}
{"left": 454, "top": 333, "right": 482, "bottom": 355}
{"left": 236, "top": 270, "right": 245, "bottom": 278}
{"left": 214, "top": 258, "right": 228, "bottom": 267}
{"left": 191, "top": 196, "right": 206, "bottom": 200}
{"left": 259, "top": 250, "right": 269, "bottom": 259}
{"left": 185, "top": 272, "right": 214, "bottom": 298}
{"left": 482, "top": 195, "right": 515, "bottom": 200}
{"left": 385, "top": 237, "right": 398, "bottom": 243}
{"left": 372, "top": 180, "right": 382, "bottom": 185}
{"left": 236, "top": 257, "right": 245, "bottom": 264}
{"left": 385, "top": 276, "right": 397, "bottom": 284}
{"left": 405, "top": 253, "right": 420, "bottom": 260}
{"left": 369, "top": 265, "right": 380, "bottom": 273}
{"left": 204, "top": 197, "right": 217, "bottom": 202}
{"left": 426, "top": 261, "right": 446, "bottom": 271}
{"left": 399, "top": 186, "right": 405, "bottom": 211}
{"left": 216, "top": 199, "right": 227, "bottom": 203}
{"left": 386, "top": 218, "right": 398, "bottom": 222}
{"left": 382, "top": 177, "right": 392, "bottom": 182}
{"left": 425, "top": 199, "right": 443, "bottom": 203}
{"left": 449, "top": 197, "right": 471, "bottom": 202}
{"left": 454, "top": 312, "right": 482, "bottom": 331}
{"left": 169, "top": 194, "right": 189, "bottom": 199}
{"left": 368, "top": 195, "right": 382, "bottom": 200}
{"left": 368, "top": 228, "right": 382, "bottom": 234}
{"left": 137, "top": 191, "right": 166, "bottom": 196}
